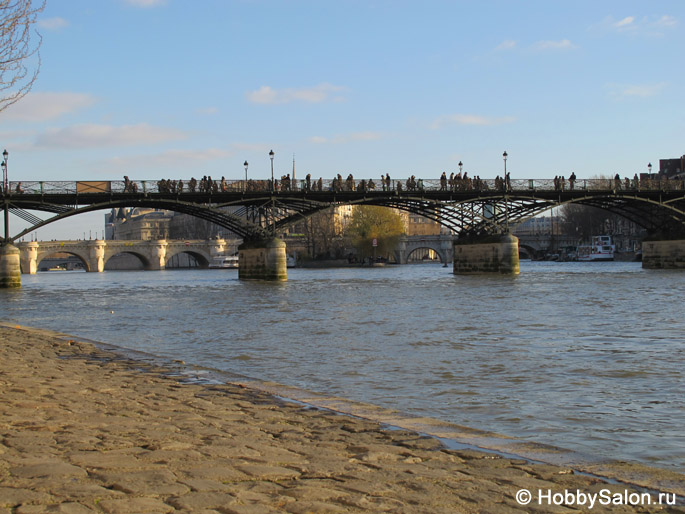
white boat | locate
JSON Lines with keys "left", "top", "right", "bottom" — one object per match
{"left": 209, "top": 255, "right": 239, "bottom": 269}
{"left": 577, "top": 235, "right": 615, "bottom": 262}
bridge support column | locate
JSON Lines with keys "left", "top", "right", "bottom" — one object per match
{"left": 238, "top": 238, "right": 287, "bottom": 281}
{"left": 0, "top": 244, "right": 21, "bottom": 287}
{"left": 642, "top": 239, "right": 685, "bottom": 269}
{"left": 453, "top": 234, "right": 520, "bottom": 274}
{"left": 146, "top": 240, "right": 168, "bottom": 270}
{"left": 396, "top": 238, "right": 408, "bottom": 264}
{"left": 441, "top": 235, "right": 454, "bottom": 265}
{"left": 87, "top": 240, "right": 107, "bottom": 272}
{"left": 19, "top": 241, "right": 39, "bottom": 274}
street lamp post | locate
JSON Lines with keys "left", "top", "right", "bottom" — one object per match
{"left": 648, "top": 162, "right": 652, "bottom": 177}
{"left": 502, "top": 151, "right": 509, "bottom": 231}
{"left": 2, "top": 150, "right": 8, "bottom": 243}
{"left": 243, "top": 160, "right": 248, "bottom": 192}
{"left": 458, "top": 161, "right": 463, "bottom": 174}
{"left": 1, "top": 149, "right": 7, "bottom": 194}
{"left": 269, "top": 149, "right": 275, "bottom": 192}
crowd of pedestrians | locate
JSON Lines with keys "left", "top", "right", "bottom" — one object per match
{"left": 109, "top": 171, "right": 685, "bottom": 195}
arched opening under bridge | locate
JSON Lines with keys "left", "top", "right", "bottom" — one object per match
{"left": 406, "top": 247, "right": 445, "bottom": 263}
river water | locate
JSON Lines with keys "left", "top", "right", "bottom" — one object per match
{"left": 2, "top": 261, "right": 683, "bottom": 472}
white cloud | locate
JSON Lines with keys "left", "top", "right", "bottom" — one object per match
{"left": 309, "top": 132, "right": 382, "bottom": 144}
{"left": 655, "top": 15, "right": 677, "bottom": 28}
{"left": 592, "top": 15, "right": 677, "bottom": 35}
{"left": 531, "top": 39, "right": 576, "bottom": 51}
{"left": 495, "top": 40, "right": 517, "bottom": 51}
{"left": 35, "top": 123, "right": 187, "bottom": 148}
{"left": 2, "top": 92, "right": 97, "bottom": 122}
{"left": 246, "top": 83, "right": 347, "bottom": 104}
{"left": 607, "top": 82, "right": 668, "bottom": 99}
{"left": 122, "top": 0, "right": 167, "bottom": 7}
{"left": 431, "top": 114, "right": 515, "bottom": 129}
{"left": 38, "top": 17, "right": 69, "bottom": 30}
{"left": 614, "top": 16, "right": 635, "bottom": 28}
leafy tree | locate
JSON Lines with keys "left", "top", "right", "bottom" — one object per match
{"left": 347, "top": 206, "right": 405, "bottom": 259}
{"left": 0, "top": 0, "right": 45, "bottom": 112}
{"left": 302, "top": 208, "right": 347, "bottom": 259}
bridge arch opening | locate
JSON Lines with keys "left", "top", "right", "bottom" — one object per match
{"left": 34, "top": 251, "right": 88, "bottom": 273}
{"left": 406, "top": 247, "right": 444, "bottom": 263}
{"left": 164, "top": 250, "right": 210, "bottom": 269}
{"left": 518, "top": 244, "right": 537, "bottom": 260}
{"left": 104, "top": 251, "right": 151, "bottom": 271}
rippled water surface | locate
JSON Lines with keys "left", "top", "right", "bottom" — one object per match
{"left": 2, "top": 261, "right": 684, "bottom": 471}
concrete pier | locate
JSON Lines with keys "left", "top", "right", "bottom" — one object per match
{"left": 642, "top": 238, "right": 685, "bottom": 269}
{"left": 453, "top": 234, "right": 520, "bottom": 274}
{"left": 0, "top": 244, "right": 22, "bottom": 287}
{"left": 238, "top": 238, "right": 287, "bottom": 281}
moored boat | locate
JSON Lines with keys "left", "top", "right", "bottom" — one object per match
{"left": 209, "top": 255, "right": 239, "bottom": 269}
{"left": 577, "top": 235, "right": 615, "bottom": 262}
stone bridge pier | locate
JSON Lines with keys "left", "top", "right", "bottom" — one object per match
{"left": 453, "top": 234, "right": 520, "bottom": 274}
{"left": 0, "top": 244, "right": 21, "bottom": 288}
{"left": 238, "top": 238, "right": 287, "bottom": 281}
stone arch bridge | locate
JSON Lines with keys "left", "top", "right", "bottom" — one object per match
{"left": 17, "top": 239, "right": 230, "bottom": 274}
{"left": 396, "top": 234, "right": 454, "bottom": 264}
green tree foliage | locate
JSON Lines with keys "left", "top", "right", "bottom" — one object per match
{"left": 347, "top": 206, "right": 405, "bottom": 259}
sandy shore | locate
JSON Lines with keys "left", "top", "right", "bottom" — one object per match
{"left": 0, "top": 324, "right": 683, "bottom": 513}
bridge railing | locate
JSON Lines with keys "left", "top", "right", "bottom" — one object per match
{"left": 5, "top": 177, "right": 685, "bottom": 196}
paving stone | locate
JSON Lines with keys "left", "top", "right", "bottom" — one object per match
{"left": 16, "top": 503, "right": 95, "bottom": 513}
{"left": 0, "top": 486, "right": 55, "bottom": 506}
{"left": 96, "top": 497, "right": 175, "bottom": 514}
{"left": 166, "top": 491, "right": 238, "bottom": 511}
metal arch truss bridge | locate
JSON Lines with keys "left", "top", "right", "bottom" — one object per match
{"left": 3, "top": 177, "right": 685, "bottom": 243}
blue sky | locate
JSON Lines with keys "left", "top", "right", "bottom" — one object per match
{"left": 2, "top": 0, "right": 684, "bottom": 239}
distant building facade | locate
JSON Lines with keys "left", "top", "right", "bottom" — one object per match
{"left": 105, "top": 208, "right": 241, "bottom": 241}
{"left": 659, "top": 155, "right": 685, "bottom": 179}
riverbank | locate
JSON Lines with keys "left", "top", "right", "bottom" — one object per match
{"left": 0, "top": 324, "right": 682, "bottom": 513}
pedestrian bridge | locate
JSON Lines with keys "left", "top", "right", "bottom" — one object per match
{"left": 4, "top": 176, "right": 685, "bottom": 281}
{"left": 16, "top": 239, "right": 231, "bottom": 274}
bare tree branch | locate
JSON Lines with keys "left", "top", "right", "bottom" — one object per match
{"left": 0, "top": 0, "right": 46, "bottom": 113}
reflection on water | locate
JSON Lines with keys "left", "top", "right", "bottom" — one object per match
{"left": 2, "top": 261, "right": 684, "bottom": 471}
